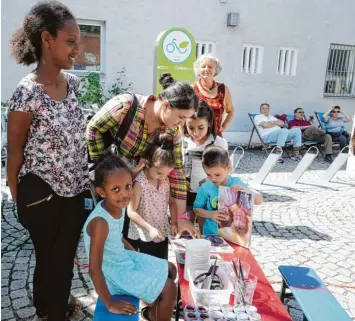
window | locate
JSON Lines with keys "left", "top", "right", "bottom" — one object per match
{"left": 72, "top": 20, "right": 105, "bottom": 73}
{"left": 324, "top": 44, "right": 355, "bottom": 97}
{"left": 196, "top": 41, "right": 216, "bottom": 58}
{"left": 277, "top": 47, "right": 298, "bottom": 76}
{"left": 241, "top": 44, "right": 263, "bottom": 74}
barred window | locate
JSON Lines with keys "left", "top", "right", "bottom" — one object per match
{"left": 277, "top": 47, "right": 298, "bottom": 76}
{"left": 324, "top": 44, "right": 355, "bottom": 97}
{"left": 196, "top": 41, "right": 216, "bottom": 58}
{"left": 241, "top": 44, "right": 264, "bottom": 74}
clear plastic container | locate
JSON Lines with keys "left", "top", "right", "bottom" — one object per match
{"left": 184, "top": 239, "right": 211, "bottom": 280}
{"left": 187, "top": 268, "right": 234, "bottom": 310}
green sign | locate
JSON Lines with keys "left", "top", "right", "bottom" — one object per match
{"left": 153, "top": 27, "right": 196, "bottom": 94}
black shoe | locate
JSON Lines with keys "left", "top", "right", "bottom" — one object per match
{"left": 324, "top": 154, "right": 333, "bottom": 163}
{"left": 277, "top": 157, "right": 284, "bottom": 164}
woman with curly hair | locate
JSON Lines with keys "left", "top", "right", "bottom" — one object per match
{"left": 7, "top": 1, "right": 87, "bottom": 319}
{"left": 192, "top": 54, "right": 235, "bottom": 136}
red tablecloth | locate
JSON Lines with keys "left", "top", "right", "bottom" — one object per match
{"left": 176, "top": 242, "right": 292, "bottom": 321}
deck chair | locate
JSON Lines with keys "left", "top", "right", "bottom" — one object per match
{"left": 314, "top": 112, "right": 328, "bottom": 131}
{"left": 247, "top": 113, "right": 291, "bottom": 157}
{"left": 286, "top": 114, "right": 324, "bottom": 157}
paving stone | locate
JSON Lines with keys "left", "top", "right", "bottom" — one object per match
{"left": 15, "top": 256, "right": 30, "bottom": 264}
{"left": 13, "top": 263, "right": 28, "bottom": 271}
{"left": 1, "top": 295, "right": 11, "bottom": 308}
{"left": 71, "top": 279, "right": 83, "bottom": 288}
{"left": 78, "top": 295, "right": 95, "bottom": 308}
{"left": 2, "top": 263, "right": 13, "bottom": 269}
{"left": 334, "top": 275, "right": 353, "bottom": 284}
{"left": 12, "top": 296, "right": 30, "bottom": 309}
{"left": 10, "top": 279, "right": 27, "bottom": 290}
{"left": 10, "top": 289, "right": 27, "bottom": 299}
{"left": 1, "top": 308, "right": 15, "bottom": 320}
{"left": 12, "top": 270, "right": 28, "bottom": 280}
{"left": 2, "top": 287, "right": 9, "bottom": 296}
{"left": 17, "top": 306, "right": 36, "bottom": 318}
{"left": 71, "top": 287, "right": 88, "bottom": 297}
{"left": 1, "top": 269, "right": 11, "bottom": 278}
{"left": 2, "top": 278, "right": 10, "bottom": 287}
{"left": 17, "top": 250, "right": 32, "bottom": 257}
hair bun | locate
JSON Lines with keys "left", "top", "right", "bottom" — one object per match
{"left": 161, "top": 140, "right": 174, "bottom": 150}
{"left": 154, "top": 132, "right": 174, "bottom": 151}
{"left": 159, "top": 73, "right": 176, "bottom": 90}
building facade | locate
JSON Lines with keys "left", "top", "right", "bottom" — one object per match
{"left": 2, "top": 0, "right": 355, "bottom": 144}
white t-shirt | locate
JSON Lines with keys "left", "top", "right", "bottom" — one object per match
{"left": 254, "top": 114, "right": 281, "bottom": 137}
{"left": 182, "top": 134, "right": 228, "bottom": 180}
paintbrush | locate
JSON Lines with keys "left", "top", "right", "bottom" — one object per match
{"left": 233, "top": 259, "right": 246, "bottom": 306}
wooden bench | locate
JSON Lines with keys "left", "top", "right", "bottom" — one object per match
{"left": 278, "top": 265, "right": 352, "bottom": 321}
{"left": 93, "top": 294, "right": 139, "bottom": 321}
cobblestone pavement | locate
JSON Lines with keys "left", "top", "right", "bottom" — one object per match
{"left": 2, "top": 151, "right": 355, "bottom": 320}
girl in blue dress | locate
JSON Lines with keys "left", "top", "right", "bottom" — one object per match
{"left": 83, "top": 152, "right": 177, "bottom": 321}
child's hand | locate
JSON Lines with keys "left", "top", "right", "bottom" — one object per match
{"left": 230, "top": 185, "right": 244, "bottom": 193}
{"left": 108, "top": 299, "right": 138, "bottom": 315}
{"left": 211, "top": 210, "right": 228, "bottom": 224}
{"left": 148, "top": 226, "right": 165, "bottom": 243}
{"left": 170, "top": 224, "right": 178, "bottom": 237}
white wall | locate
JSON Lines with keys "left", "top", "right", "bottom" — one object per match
{"left": 2, "top": 0, "right": 355, "bottom": 143}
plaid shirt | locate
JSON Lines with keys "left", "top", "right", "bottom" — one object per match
{"left": 86, "top": 94, "right": 187, "bottom": 200}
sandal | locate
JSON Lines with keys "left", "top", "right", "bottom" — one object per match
{"left": 65, "top": 298, "right": 82, "bottom": 320}
{"left": 141, "top": 306, "right": 152, "bottom": 321}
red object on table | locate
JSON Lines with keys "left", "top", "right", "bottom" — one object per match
{"left": 176, "top": 242, "right": 292, "bottom": 321}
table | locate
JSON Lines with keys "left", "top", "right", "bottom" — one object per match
{"left": 175, "top": 242, "right": 292, "bottom": 321}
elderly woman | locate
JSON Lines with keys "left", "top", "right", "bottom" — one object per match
{"left": 192, "top": 54, "right": 234, "bottom": 136}
{"left": 322, "top": 105, "right": 352, "bottom": 149}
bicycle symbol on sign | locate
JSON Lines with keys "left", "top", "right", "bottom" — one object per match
{"left": 165, "top": 38, "right": 189, "bottom": 54}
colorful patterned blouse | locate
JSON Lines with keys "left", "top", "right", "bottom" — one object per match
{"left": 192, "top": 82, "right": 225, "bottom": 136}
{"left": 86, "top": 94, "right": 187, "bottom": 200}
{"left": 8, "top": 72, "right": 89, "bottom": 197}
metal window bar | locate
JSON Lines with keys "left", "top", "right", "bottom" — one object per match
{"left": 245, "top": 47, "right": 251, "bottom": 73}
{"left": 196, "top": 42, "right": 215, "bottom": 58}
{"left": 250, "top": 47, "right": 256, "bottom": 74}
{"left": 255, "top": 48, "right": 260, "bottom": 73}
{"left": 280, "top": 49, "right": 286, "bottom": 75}
{"left": 324, "top": 44, "right": 355, "bottom": 97}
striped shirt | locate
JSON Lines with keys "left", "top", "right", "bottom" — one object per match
{"left": 86, "top": 94, "right": 187, "bottom": 200}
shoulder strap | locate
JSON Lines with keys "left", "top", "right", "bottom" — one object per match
{"left": 113, "top": 92, "right": 138, "bottom": 146}
{"left": 90, "top": 93, "right": 138, "bottom": 167}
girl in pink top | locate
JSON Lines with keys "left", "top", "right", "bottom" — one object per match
{"left": 127, "top": 132, "right": 177, "bottom": 259}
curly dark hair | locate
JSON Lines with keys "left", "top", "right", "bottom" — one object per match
{"left": 158, "top": 72, "right": 198, "bottom": 111}
{"left": 142, "top": 132, "right": 175, "bottom": 168}
{"left": 93, "top": 151, "right": 133, "bottom": 187}
{"left": 10, "top": 0, "right": 75, "bottom": 65}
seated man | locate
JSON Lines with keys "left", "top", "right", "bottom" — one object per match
{"left": 254, "top": 103, "right": 302, "bottom": 163}
{"left": 288, "top": 107, "right": 333, "bottom": 163}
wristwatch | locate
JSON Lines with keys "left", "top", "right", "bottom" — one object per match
{"left": 177, "top": 212, "right": 190, "bottom": 220}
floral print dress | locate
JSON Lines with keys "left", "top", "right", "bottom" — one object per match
{"left": 8, "top": 72, "right": 89, "bottom": 197}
